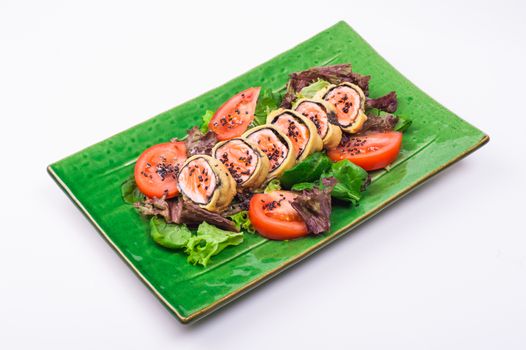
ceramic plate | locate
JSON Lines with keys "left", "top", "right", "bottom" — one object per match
{"left": 48, "top": 21, "right": 488, "bottom": 323}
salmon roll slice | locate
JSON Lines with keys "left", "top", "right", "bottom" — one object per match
{"left": 316, "top": 82, "right": 367, "bottom": 134}
{"left": 293, "top": 99, "right": 342, "bottom": 149}
{"left": 266, "top": 109, "right": 323, "bottom": 161}
{"left": 177, "top": 155, "right": 236, "bottom": 213}
{"left": 242, "top": 125, "right": 296, "bottom": 180}
{"left": 212, "top": 138, "right": 270, "bottom": 189}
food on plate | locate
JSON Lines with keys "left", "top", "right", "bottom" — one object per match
{"left": 242, "top": 125, "right": 296, "bottom": 179}
{"left": 134, "top": 141, "right": 187, "bottom": 199}
{"left": 212, "top": 138, "right": 270, "bottom": 189}
{"left": 316, "top": 82, "right": 368, "bottom": 134}
{"left": 123, "top": 63, "right": 410, "bottom": 266}
{"left": 266, "top": 109, "right": 323, "bottom": 161}
{"left": 177, "top": 155, "right": 236, "bottom": 212}
{"left": 248, "top": 191, "right": 308, "bottom": 240}
{"left": 208, "top": 87, "right": 260, "bottom": 141}
{"left": 327, "top": 131, "right": 402, "bottom": 171}
{"left": 293, "top": 98, "right": 342, "bottom": 149}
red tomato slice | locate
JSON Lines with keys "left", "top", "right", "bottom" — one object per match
{"left": 134, "top": 142, "right": 187, "bottom": 199}
{"left": 327, "top": 131, "right": 402, "bottom": 171}
{"left": 249, "top": 191, "right": 308, "bottom": 240}
{"left": 209, "top": 87, "right": 261, "bottom": 141}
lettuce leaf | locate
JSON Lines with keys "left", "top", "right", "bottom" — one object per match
{"left": 149, "top": 216, "right": 192, "bottom": 249}
{"left": 290, "top": 177, "right": 337, "bottom": 234}
{"left": 185, "top": 126, "right": 218, "bottom": 156}
{"left": 394, "top": 115, "right": 412, "bottom": 132}
{"left": 290, "top": 159, "right": 369, "bottom": 205}
{"left": 121, "top": 177, "right": 145, "bottom": 204}
{"left": 363, "top": 110, "right": 411, "bottom": 133}
{"left": 264, "top": 178, "right": 281, "bottom": 193}
{"left": 365, "top": 91, "right": 398, "bottom": 113}
{"left": 254, "top": 88, "right": 281, "bottom": 126}
{"left": 199, "top": 110, "right": 215, "bottom": 133}
{"left": 148, "top": 217, "right": 243, "bottom": 267}
{"left": 281, "top": 64, "right": 371, "bottom": 108}
{"left": 228, "top": 210, "right": 255, "bottom": 233}
{"left": 185, "top": 222, "right": 244, "bottom": 267}
{"left": 295, "top": 79, "right": 330, "bottom": 100}
{"left": 325, "top": 160, "right": 369, "bottom": 205}
{"left": 291, "top": 182, "right": 316, "bottom": 191}
{"left": 280, "top": 152, "right": 332, "bottom": 188}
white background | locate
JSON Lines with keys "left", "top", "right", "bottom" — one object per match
{"left": 1, "top": 0, "right": 525, "bottom": 349}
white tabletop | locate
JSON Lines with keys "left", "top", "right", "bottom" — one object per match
{"left": 1, "top": 1, "right": 525, "bottom": 349}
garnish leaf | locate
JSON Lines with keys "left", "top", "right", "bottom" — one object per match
{"left": 324, "top": 160, "right": 369, "bottom": 205}
{"left": 228, "top": 210, "right": 255, "bottom": 233}
{"left": 394, "top": 115, "right": 412, "bottom": 132}
{"left": 121, "top": 177, "right": 145, "bottom": 204}
{"left": 149, "top": 216, "right": 192, "bottom": 249}
{"left": 291, "top": 182, "right": 316, "bottom": 191}
{"left": 291, "top": 177, "right": 337, "bottom": 234}
{"left": 199, "top": 110, "right": 215, "bottom": 133}
{"left": 280, "top": 152, "right": 332, "bottom": 188}
{"left": 264, "top": 179, "right": 282, "bottom": 193}
{"left": 295, "top": 79, "right": 330, "bottom": 101}
{"left": 185, "top": 222, "right": 244, "bottom": 267}
{"left": 254, "top": 88, "right": 281, "bottom": 125}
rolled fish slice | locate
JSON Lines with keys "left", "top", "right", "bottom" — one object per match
{"left": 316, "top": 82, "right": 367, "bottom": 133}
{"left": 242, "top": 125, "right": 296, "bottom": 180}
{"left": 177, "top": 155, "right": 236, "bottom": 212}
{"left": 266, "top": 109, "right": 323, "bottom": 161}
{"left": 212, "top": 138, "right": 270, "bottom": 189}
{"left": 293, "top": 99, "right": 342, "bottom": 149}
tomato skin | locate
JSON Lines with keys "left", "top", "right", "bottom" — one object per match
{"left": 249, "top": 191, "right": 309, "bottom": 240}
{"left": 134, "top": 142, "right": 187, "bottom": 199}
{"left": 209, "top": 87, "right": 261, "bottom": 141}
{"left": 327, "top": 132, "right": 402, "bottom": 171}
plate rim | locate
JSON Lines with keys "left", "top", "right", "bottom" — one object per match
{"left": 47, "top": 133, "right": 488, "bottom": 324}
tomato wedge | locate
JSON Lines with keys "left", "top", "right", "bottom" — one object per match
{"left": 327, "top": 131, "right": 402, "bottom": 171}
{"left": 134, "top": 142, "right": 187, "bottom": 199}
{"left": 209, "top": 87, "right": 261, "bottom": 141}
{"left": 249, "top": 191, "right": 308, "bottom": 240}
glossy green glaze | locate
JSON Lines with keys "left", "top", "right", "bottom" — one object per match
{"left": 49, "top": 21, "right": 488, "bottom": 323}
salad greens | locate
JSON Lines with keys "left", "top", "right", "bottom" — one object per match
{"left": 280, "top": 152, "right": 332, "bottom": 188}
{"left": 287, "top": 157, "right": 369, "bottom": 205}
{"left": 326, "top": 160, "right": 369, "bottom": 205}
{"left": 149, "top": 218, "right": 244, "bottom": 267}
{"left": 185, "top": 222, "right": 244, "bottom": 267}
{"left": 295, "top": 79, "right": 330, "bottom": 100}
{"left": 125, "top": 63, "right": 413, "bottom": 266}
{"left": 121, "top": 177, "right": 145, "bottom": 204}
{"left": 228, "top": 211, "right": 255, "bottom": 234}
{"left": 150, "top": 216, "right": 192, "bottom": 249}
{"left": 254, "top": 88, "right": 281, "bottom": 126}
{"left": 291, "top": 182, "right": 316, "bottom": 191}
{"left": 395, "top": 115, "right": 412, "bottom": 132}
{"left": 199, "top": 110, "right": 215, "bottom": 133}
{"left": 264, "top": 179, "right": 282, "bottom": 193}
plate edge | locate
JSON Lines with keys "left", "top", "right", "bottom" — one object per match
{"left": 47, "top": 134, "right": 489, "bottom": 324}
{"left": 46, "top": 166, "right": 190, "bottom": 323}
{"left": 183, "top": 134, "right": 490, "bottom": 323}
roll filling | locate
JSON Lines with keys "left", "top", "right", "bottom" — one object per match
{"left": 212, "top": 138, "right": 270, "bottom": 189}
{"left": 177, "top": 155, "right": 236, "bottom": 212}
{"left": 267, "top": 109, "right": 323, "bottom": 161}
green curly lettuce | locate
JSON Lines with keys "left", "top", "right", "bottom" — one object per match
{"left": 228, "top": 211, "right": 255, "bottom": 233}
{"left": 254, "top": 88, "right": 281, "bottom": 126}
{"left": 199, "top": 110, "right": 215, "bottom": 133}
{"left": 185, "top": 222, "right": 244, "bottom": 267}
{"left": 150, "top": 216, "right": 192, "bottom": 249}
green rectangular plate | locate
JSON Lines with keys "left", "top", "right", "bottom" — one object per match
{"left": 48, "top": 21, "right": 488, "bottom": 323}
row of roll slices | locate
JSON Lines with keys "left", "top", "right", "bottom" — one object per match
{"left": 176, "top": 82, "right": 368, "bottom": 212}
